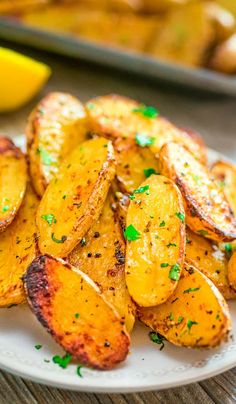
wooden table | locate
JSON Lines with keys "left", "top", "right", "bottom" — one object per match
{"left": 0, "top": 41, "right": 236, "bottom": 404}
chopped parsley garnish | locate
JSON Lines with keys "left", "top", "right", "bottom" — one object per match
{"left": 129, "top": 195, "right": 135, "bottom": 200}
{"left": 2, "top": 205, "right": 9, "bottom": 212}
{"left": 183, "top": 287, "right": 200, "bottom": 294}
{"left": 161, "top": 263, "right": 169, "bottom": 268}
{"left": 81, "top": 237, "right": 86, "bottom": 246}
{"left": 53, "top": 353, "right": 72, "bottom": 369}
{"left": 175, "top": 212, "right": 185, "bottom": 223}
{"left": 192, "top": 174, "right": 202, "bottom": 185}
{"left": 51, "top": 233, "right": 67, "bottom": 244}
{"left": 37, "top": 147, "right": 54, "bottom": 166}
{"left": 62, "top": 195, "right": 67, "bottom": 200}
{"left": 41, "top": 214, "right": 57, "bottom": 226}
{"left": 178, "top": 316, "right": 184, "bottom": 324}
{"left": 75, "top": 313, "right": 80, "bottom": 319}
{"left": 133, "top": 185, "right": 150, "bottom": 194}
{"left": 132, "top": 104, "right": 159, "bottom": 119}
{"left": 187, "top": 320, "right": 198, "bottom": 332}
{"left": 216, "top": 314, "right": 220, "bottom": 320}
{"left": 149, "top": 331, "right": 165, "bottom": 350}
{"left": 197, "top": 230, "right": 208, "bottom": 237}
{"left": 35, "top": 344, "right": 42, "bottom": 350}
{"left": 169, "top": 264, "right": 181, "bottom": 281}
{"left": 186, "top": 238, "right": 191, "bottom": 244}
{"left": 77, "top": 365, "right": 83, "bottom": 377}
{"left": 167, "top": 243, "right": 177, "bottom": 247}
{"left": 159, "top": 220, "right": 165, "bottom": 227}
{"left": 169, "top": 312, "right": 174, "bottom": 321}
{"left": 143, "top": 168, "right": 158, "bottom": 178}
{"left": 135, "top": 133, "right": 155, "bottom": 147}
{"left": 225, "top": 244, "right": 232, "bottom": 253}
{"left": 124, "top": 225, "right": 140, "bottom": 241}
{"left": 87, "top": 103, "right": 95, "bottom": 110}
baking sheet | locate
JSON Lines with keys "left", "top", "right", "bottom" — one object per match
{"left": 1, "top": 17, "right": 236, "bottom": 95}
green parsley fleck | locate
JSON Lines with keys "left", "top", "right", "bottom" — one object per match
{"left": 169, "top": 312, "right": 174, "bottom": 321}
{"left": 62, "top": 195, "right": 67, "bottom": 200}
{"left": 187, "top": 320, "right": 198, "bottom": 332}
{"left": 143, "top": 168, "right": 158, "bottom": 178}
{"left": 183, "top": 287, "right": 200, "bottom": 294}
{"left": 77, "top": 365, "right": 83, "bottom": 377}
{"left": 135, "top": 133, "right": 155, "bottom": 147}
{"left": 37, "top": 147, "right": 55, "bottom": 166}
{"left": 192, "top": 174, "right": 202, "bottom": 185}
{"left": 217, "top": 180, "right": 225, "bottom": 188}
{"left": 159, "top": 220, "right": 165, "bottom": 227}
{"left": 129, "top": 195, "right": 135, "bottom": 200}
{"left": 186, "top": 238, "right": 191, "bottom": 244}
{"left": 197, "top": 230, "right": 209, "bottom": 237}
{"left": 148, "top": 331, "right": 165, "bottom": 350}
{"left": 87, "top": 103, "right": 95, "bottom": 110}
{"left": 2, "top": 205, "right": 9, "bottom": 212}
{"left": 175, "top": 212, "right": 185, "bottom": 223}
{"left": 169, "top": 264, "right": 181, "bottom": 281}
{"left": 178, "top": 316, "right": 184, "bottom": 324}
{"left": 216, "top": 314, "right": 220, "bottom": 320}
{"left": 132, "top": 104, "right": 159, "bottom": 119}
{"left": 133, "top": 185, "right": 150, "bottom": 194}
{"left": 44, "top": 359, "right": 50, "bottom": 363}
{"left": 41, "top": 213, "right": 57, "bottom": 226}
{"left": 75, "top": 313, "right": 80, "bottom": 319}
{"left": 81, "top": 237, "right": 86, "bottom": 246}
{"left": 124, "top": 225, "right": 140, "bottom": 241}
{"left": 51, "top": 233, "right": 67, "bottom": 244}
{"left": 53, "top": 353, "right": 72, "bottom": 369}
{"left": 161, "top": 263, "right": 169, "bottom": 268}
{"left": 167, "top": 243, "right": 177, "bottom": 247}
{"left": 225, "top": 244, "right": 232, "bottom": 253}
{"left": 35, "top": 344, "right": 42, "bottom": 350}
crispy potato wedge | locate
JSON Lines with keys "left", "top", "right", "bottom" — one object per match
{"left": 86, "top": 94, "right": 206, "bottom": 163}
{"left": 228, "top": 251, "right": 236, "bottom": 291}
{"left": 114, "top": 137, "right": 159, "bottom": 194}
{"left": 211, "top": 160, "right": 236, "bottom": 216}
{"left": 27, "top": 92, "right": 89, "bottom": 197}
{"left": 186, "top": 228, "right": 236, "bottom": 300}
{"left": 68, "top": 192, "right": 135, "bottom": 333}
{"left": 24, "top": 255, "right": 130, "bottom": 369}
{"left": 159, "top": 142, "right": 236, "bottom": 242}
{"left": 138, "top": 263, "right": 231, "bottom": 348}
{"left": 0, "top": 183, "right": 38, "bottom": 307}
{"left": 125, "top": 175, "right": 185, "bottom": 307}
{"left": 37, "top": 137, "right": 116, "bottom": 257}
{"left": 0, "top": 137, "right": 27, "bottom": 232}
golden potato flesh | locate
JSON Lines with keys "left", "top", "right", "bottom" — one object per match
{"left": 27, "top": 92, "right": 89, "bottom": 196}
{"left": 37, "top": 137, "right": 116, "bottom": 257}
{"left": 159, "top": 142, "right": 236, "bottom": 242}
{"left": 125, "top": 175, "right": 185, "bottom": 307}
{"left": 138, "top": 263, "right": 231, "bottom": 348}
{"left": 228, "top": 252, "right": 236, "bottom": 291}
{"left": 211, "top": 160, "right": 236, "bottom": 216}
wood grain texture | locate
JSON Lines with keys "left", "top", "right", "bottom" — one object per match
{"left": 0, "top": 40, "right": 235, "bottom": 403}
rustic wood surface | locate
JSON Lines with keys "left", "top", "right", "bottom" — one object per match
{"left": 0, "top": 41, "right": 236, "bottom": 404}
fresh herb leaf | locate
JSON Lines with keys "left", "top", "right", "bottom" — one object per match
{"left": 62, "top": 195, "right": 67, "bottom": 200}
{"left": 124, "top": 225, "right": 140, "bottom": 241}
{"left": 225, "top": 243, "right": 232, "bottom": 253}
{"left": 169, "top": 264, "right": 181, "bottom": 281}
{"left": 149, "top": 331, "right": 165, "bottom": 350}
{"left": 75, "top": 313, "right": 80, "bottom": 319}
{"left": 216, "top": 313, "right": 220, "bottom": 320}
{"left": 135, "top": 133, "right": 155, "bottom": 147}
{"left": 37, "top": 147, "right": 54, "bottom": 166}
{"left": 186, "top": 238, "right": 191, "bottom": 244}
{"left": 41, "top": 214, "right": 57, "bottom": 226}
{"left": 51, "top": 233, "right": 67, "bottom": 244}
{"left": 169, "top": 312, "right": 174, "bottom": 321}
{"left": 197, "top": 230, "right": 208, "bottom": 237}
{"left": 35, "top": 344, "right": 42, "bottom": 350}
{"left": 143, "top": 168, "right": 158, "bottom": 178}
{"left": 175, "top": 212, "right": 185, "bottom": 223}
{"left": 129, "top": 194, "right": 135, "bottom": 200}
{"left": 183, "top": 287, "right": 200, "bottom": 294}
{"left": 53, "top": 353, "right": 72, "bottom": 369}
{"left": 187, "top": 320, "right": 198, "bottom": 332}
{"left": 87, "top": 103, "right": 95, "bottom": 110}
{"left": 77, "top": 365, "right": 83, "bottom": 377}
{"left": 133, "top": 185, "right": 150, "bottom": 194}
{"left": 167, "top": 243, "right": 177, "bottom": 247}
{"left": 192, "top": 174, "right": 202, "bottom": 185}
{"left": 161, "top": 263, "right": 169, "bottom": 268}
{"left": 133, "top": 104, "right": 159, "bottom": 118}
{"left": 159, "top": 220, "right": 165, "bottom": 227}
{"left": 178, "top": 316, "right": 184, "bottom": 324}
{"left": 2, "top": 205, "right": 9, "bottom": 212}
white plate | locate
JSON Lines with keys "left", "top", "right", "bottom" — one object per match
{"left": 0, "top": 136, "right": 236, "bottom": 393}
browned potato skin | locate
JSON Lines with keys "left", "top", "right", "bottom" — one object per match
{"left": 138, "top": 263, "right": 231, "bottom": 348}
{"left": 211, "top": 160, "right": 236, "bottom": 216}
{"left": 27, "top": 92, "right": 89, "bottom": 197}
{"left": 24, "top": 255, "right": 130, "bottom": 370}
{"left": 68, "top": 192, "right": 135, "bottom": 333}
{"left": 37, "top": 137, "right": 116, "bottom": 258}
{"left": 0, "top": 183, "right": 39, "bottom": 307}
{"left": 0, "top": 137, "right": 27, "bottom": 232}
{"left": 113, "top": 191, "right": 130, "bottom": 231}
{"left": 228, "top": 251, "right": 236, "bottom": 291}
{"left": 159, "top": 142, "right": 236, "bottom": 242}
{"left": 186, "top": 228, "right": 236, "bottom": 300}
{"left": 114, "top": 137, "right": 159, "bottom": 194}
{"left": 86, "top": 94, "right": 206, "bottom": 163}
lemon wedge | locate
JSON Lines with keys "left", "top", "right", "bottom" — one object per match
{"left": 0, "top": 47, "right": 51, "bottom": 112}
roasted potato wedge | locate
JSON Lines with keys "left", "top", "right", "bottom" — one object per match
{"left": 210, "top": 33, "right": 236, "bottom": 73}
{"left": 211, "top": 160, "right": 236, "bottom": 216}
{"left": 228, "top": 251, "right": 236, "bottom": 291}
{"left": 27, "top": 92, "right": 89, "bottom": 197}
{"left": 138, "top": 263, "right": 231, "bottom": 348}
{"left": 159, "top": 142, "right": 236, "bottom": 242}
{"left": 114, "top": 137, "right": 159, "bottom": 194}
{"left": 24, "top": 255, "right": 130, "bottom": 369}
{"left": 125, "top": 175, "right": 185, "bottom": 307}
{"left": 205, "top": 2, "right": 235, "bottom": 42}
{"left": 113, "top": 191, "right": 130, "bottom": 231}
{"left": 0, "top": 137, "right": 27, "bottom": 232}
{"left": 186, "top": 228, "right": 236, "bottom": 300}
{"left": 0, "top": 183, "right": 38, "bottom": 307}
{"left": 86, "top": 94, "right": 206, "bottom": 163}
{"left": 68, "top": 192, "right": 135, "bottom": 333}
{"left": 37, "top": 137, "right": 116, "bottom": 257}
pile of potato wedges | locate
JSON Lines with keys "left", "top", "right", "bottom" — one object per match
{"left": 0, "top": 92, "right": 236, "bottom": 370}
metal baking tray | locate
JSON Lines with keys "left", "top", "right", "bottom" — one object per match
{"left": 1, "top": 17, "right": 236, "bottom": 95}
